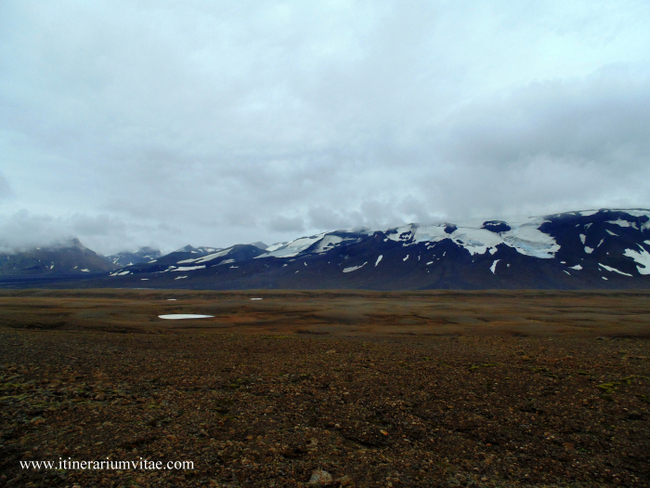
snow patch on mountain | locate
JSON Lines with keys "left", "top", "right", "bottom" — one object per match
{"left": 179, "top": 248, "right": 230, "bottom": 264}
{"left": 171, "top": 265, "right": 206, "bottom": 272}
{"left": 110, "top": 270, "right": 131, "bottom": 276}
{"left": 502, "top": 224, "right": 560, "bottom": 258}
{"left": 598, "top": 263, "right": 632, "bottom": 277}
{"left": 259, "top": 232, "right": 368, "bottom": 259}
{"left": 313, "top": 235, "right": 344, "bottom": 253}
{"left": 608, "top": 219, "right": 638, "bottom": 230}
{"left": 343, "top": 262, "right": 367, "bottom": 273}
{"left": 624, "top": 248, "right": 650, "bottom": 275}
{"left": 262, "top": 234, "right": 326, "bottom": 258}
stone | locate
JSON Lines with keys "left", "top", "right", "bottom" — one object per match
{"left": 308, "top": 469, "right": 333, "bottom": 485}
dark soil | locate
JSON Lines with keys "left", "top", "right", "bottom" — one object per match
{"left": 1, "top": 290, "right": 649, "bottom": 487}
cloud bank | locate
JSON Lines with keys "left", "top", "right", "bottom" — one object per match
{"left": 1, "top": 0, "right": 649, "bottom": 254}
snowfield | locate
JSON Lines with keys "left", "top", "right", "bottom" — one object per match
{"left": 384, "top": 218, "right": 560, "bottom": 259}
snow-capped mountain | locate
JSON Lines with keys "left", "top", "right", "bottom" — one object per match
{"left": 0, "top": 238, "right": 118, "bottom": 278}
{"left": 102, "top": 209, "right": 650, "bottom": 290}
{"left": 109, "top": 244, "right": 263, "bottom": 278}
{"left": 108, "top": 247, "right": 162, "bottom": 267}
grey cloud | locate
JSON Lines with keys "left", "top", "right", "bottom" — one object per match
{"left": 70, "top": 214, "right": 126, "bottom": 238}
{"left": 0, "top": 172, "right": 13, "bottom": 201}
{"left": 438, "top": 65, "right": 650, "bottom": 169}
{"left": 407, "top": 65, "right": 650, "bottom": 220}
{"left": 307, "top": 206, "right": 351, "bottom": 231}
{"left": 1, "top": 1, "right": 650, "bottom": 254}
{"left": 269, "top": 215, "right": 306, "bottom": 233}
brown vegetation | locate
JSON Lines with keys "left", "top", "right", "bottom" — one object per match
{"left": 1, "top": 290, "right": 649, "bottom": 486}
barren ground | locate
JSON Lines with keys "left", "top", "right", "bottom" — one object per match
{"left": 1, "top": 289, "right": 649, "bottom": 487}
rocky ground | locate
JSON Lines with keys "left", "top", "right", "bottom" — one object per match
{"left": 0, "top": 290, "right": 649, "bottom": 487}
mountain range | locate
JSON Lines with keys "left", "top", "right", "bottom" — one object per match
{"left": 2, "top": 209, "right": 650, "bottom": 290}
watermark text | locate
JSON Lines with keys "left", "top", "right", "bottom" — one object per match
{"left": 20, "top": 457, "right": 194, "bottom": 471}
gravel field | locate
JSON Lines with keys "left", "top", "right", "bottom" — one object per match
{"left": 1, "top": 290, "right": 649, "bottom": 487}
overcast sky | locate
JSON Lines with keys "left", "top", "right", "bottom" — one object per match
{"left": 1, "top": 0, "right": 650, "bottom": 255}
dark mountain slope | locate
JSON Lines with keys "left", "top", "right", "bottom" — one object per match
{"left": 101, "top": 209, "right": 650, "bottom": 290}
{"left": 0, "top": 239, "right": 117, "bottom": 278}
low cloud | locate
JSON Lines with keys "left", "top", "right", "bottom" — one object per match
{"left": 0, "top": 210, "right": 74, "bottom": 253}
{"left": 0, "top": 210, "right": 174, "bottom": 255}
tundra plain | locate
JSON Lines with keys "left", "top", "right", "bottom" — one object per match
{"left": 1, "top": 289, "right": 649, "bottom": 487}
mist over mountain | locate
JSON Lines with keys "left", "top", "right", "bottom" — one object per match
{"left": 0, "top": 238, "right": 117, "bottom": 278}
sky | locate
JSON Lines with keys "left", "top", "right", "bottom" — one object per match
{"left": 1, "top": 0, "right": 650, "bottom": 255}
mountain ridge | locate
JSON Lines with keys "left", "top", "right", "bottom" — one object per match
{"left": 2, "top": 208, "right": 650, "bottom": 290}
